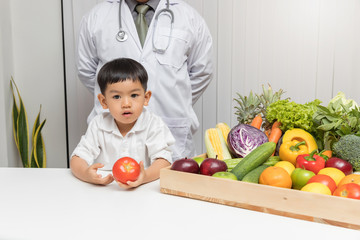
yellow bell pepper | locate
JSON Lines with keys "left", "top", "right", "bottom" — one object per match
{"left": 279, "top": 140, "right": 309, "bottom": 166}
{"left": 282, "top": 128, "right": 318, "bottom": 153}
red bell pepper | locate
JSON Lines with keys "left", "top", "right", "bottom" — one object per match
{"left": 296, "top": 150, "right": 325, "bottom": 174}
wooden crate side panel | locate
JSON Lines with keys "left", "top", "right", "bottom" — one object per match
{"left": 160, "top": 167, "right": 360, "bottom": 230}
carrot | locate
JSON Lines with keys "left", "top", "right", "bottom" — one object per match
{"left": 264, "top": 129, "right": 271, "bottom": 138}
{"left": 268, "top": 127, "right": 282, "bottom": 144}
{"left": 269, "top": 127, "right": 282, "bottom": 156}
{"left": 271, "top": 121, "right": 281, "bottom": 130}
{"left": 250, "top": 114, "right": 263, "bottom": 129}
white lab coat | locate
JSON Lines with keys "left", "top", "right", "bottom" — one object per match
{"left": 77, "top": 0, "right": 213, "bottom": 160}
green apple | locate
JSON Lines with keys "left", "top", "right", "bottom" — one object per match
{"left": 212, "top": 171, "right": 238, "bottom": 180}
{"left": 193, "top": 157, "right": 205, "bottom": 166}
{"left": 291, "top": 168, "right": 315, "bottom": 190}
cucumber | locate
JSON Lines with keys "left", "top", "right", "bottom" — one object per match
{"left": 230, "top": 142, "right": 276, "bottom": 180}
{"left": 263, "top": 156, "right": 280, "bottom": 166}
{"left": 242, "top": 165, "right": 269, "bottom": 183}
{"left": 223, "top": 158, "right": 243, "bottom": 171}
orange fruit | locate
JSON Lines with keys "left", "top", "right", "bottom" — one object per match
{"left": 337, "top": 174, "right": 360, "bottom": 187}
{"left": 301, "top": 182, "right": 331, "bottom": 195}
{"left": 317, "top": 167, "right": 345, "bottom": 186}
{"left": 274, "top": 161, "right": 295, "bottom": 176}
{"left": 259, "top": 166, "right": 292, "bottom": 188}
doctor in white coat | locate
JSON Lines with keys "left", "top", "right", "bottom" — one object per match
{"left": 77, "top": 0, "right": 213, "bottom": 160}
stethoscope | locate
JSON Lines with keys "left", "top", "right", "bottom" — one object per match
{"left": 116, "top": 0, "right": 174, "bottom": 53}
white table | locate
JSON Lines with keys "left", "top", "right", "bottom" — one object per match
{"left": 0, "top": 168, "right": 359, "bottom": 240}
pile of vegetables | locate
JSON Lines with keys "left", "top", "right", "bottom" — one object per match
{"left": 171, "top": 85, "right": 360, "bottom": 199}
{"left": 232, "top": 87, "right": 360, "bottom": 173}
{"left": 201, "top": 86, "right": 359, "bottom": 179}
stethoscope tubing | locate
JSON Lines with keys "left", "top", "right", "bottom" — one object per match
{"left": 116, "top": 0, "right": 173, "bottom": 52}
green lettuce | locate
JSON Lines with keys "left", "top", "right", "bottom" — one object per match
{"left": 266, "top": 99, "right": 321, "bottom": 133}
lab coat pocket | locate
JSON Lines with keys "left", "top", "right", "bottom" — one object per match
{"left": 161, "top": 117, "right": 192, "bottom": 159}
{"left": 154, "top": 28, "right": 190, "bottom": 69}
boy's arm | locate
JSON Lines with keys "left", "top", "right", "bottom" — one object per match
{"left": 116, "top": 158, "right": 170, "bottom": 189}
{"left": 142, "top": 158, "right": 170, "bottom": 184}
{"left": 70, "top": 156, "right": 114, "bottom": 185}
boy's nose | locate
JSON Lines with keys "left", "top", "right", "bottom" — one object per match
{"left": 122, "top": 97, "right": 131, "bottom": 107}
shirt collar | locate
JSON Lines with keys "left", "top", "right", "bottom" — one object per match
{"left": 99, "top": 108, "right": 149, "bottom": 136}
{"left": 125, "top": 0, "right": 160, "bottom": 12}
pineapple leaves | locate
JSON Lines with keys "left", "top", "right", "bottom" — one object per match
{"left": 234, "top": 84, "right": 286, "bottom": 130}
{"left": 10, "top": 77, "right": 46, "bottom": 168}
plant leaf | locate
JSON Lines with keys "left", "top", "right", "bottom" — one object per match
{"left": 12, "top": 78, "right": 30, "bottom": 167}
{"left": 31, "top": 106, "right": 42, "bottom": 167}
{"left": 33, "top": 119, "right": 46, "bottom": 168}
{"left": 32, "top": 105, "right": 41, "bottom": 143}
{"left": 17, "top": 96, "right": 30, "bottom": 168}
{"left": 17, "top": 97, "right": 30, "bottom": 167}
{"left": 10, "top": 78, "right": 20, "bottom": 150}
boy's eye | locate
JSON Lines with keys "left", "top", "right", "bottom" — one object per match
{"left": 113, "top": 95, "right": 120, "bottom": 99}
{"left": 131, "top": 94, "right": 139, "bottom": 98}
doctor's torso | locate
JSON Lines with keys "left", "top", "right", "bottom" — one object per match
{"left": 78, "top": 0, "right": 212, "bottom": 159}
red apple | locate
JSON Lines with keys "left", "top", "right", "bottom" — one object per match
{"left": 199, "top": 158, "right": 227, "bottom": 176}
{"left": 325, "top": 157, "right": 353, "bottom": 175}
{"left": 171, "top": 157, "right": 199, "bottom": 174}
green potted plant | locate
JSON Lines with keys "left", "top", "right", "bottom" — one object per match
{"left": 10, "top": 77, "right": 46, "bottom": 168}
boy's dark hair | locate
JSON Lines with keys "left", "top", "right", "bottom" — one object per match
{"left": 97, "top": 58, "right": 148, "bottom": 94}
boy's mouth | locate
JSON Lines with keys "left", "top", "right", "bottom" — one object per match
{"left": 122, "top": 111, "right": 132, "bottom": 116}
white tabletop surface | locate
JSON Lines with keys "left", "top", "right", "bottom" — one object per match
{"left": 0, "top": 167, "right": 359, "bottom": 240}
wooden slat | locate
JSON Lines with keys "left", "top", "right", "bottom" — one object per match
{"left": 160, "top": 166, "right": 360, "bottom": 230}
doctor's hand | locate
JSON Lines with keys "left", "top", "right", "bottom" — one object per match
{"left": 115, "top": 161, "right": 146, "bottom": 189}
{"left": 85, "top": 163, "right": 114, "bottom": 185}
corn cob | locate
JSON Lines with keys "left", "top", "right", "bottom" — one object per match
{"left": 216, "top": 122, "right": 231, "bottom": 147}
{"left": 205, "top": 128, "right": 232, "bottom": 160}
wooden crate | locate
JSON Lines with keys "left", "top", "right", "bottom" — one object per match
{"left": 160, "top": 166, "right": 360, "bottom": 230}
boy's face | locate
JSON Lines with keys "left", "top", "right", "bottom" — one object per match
{"left": 98, "top": 79, "right": 151, "bottom": 132}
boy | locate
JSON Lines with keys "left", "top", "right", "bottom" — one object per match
{"left": 70, "top": 58, "right": 175, "bottom": 189}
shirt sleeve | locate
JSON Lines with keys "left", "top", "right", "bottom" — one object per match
{"left": 145, "top": 117, "right": 176, "bottom": 164}
{"left": 76, "top": 11, "right": 99, "bottom": 94}
{"left": 188, "top": 15, "right": 214, "bottom": 105}
{"left": 71, "top": 118, "right": 101, "bottom": 166}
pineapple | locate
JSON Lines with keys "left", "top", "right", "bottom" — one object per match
{"left": 234, "top": 84, "right": 286, "bottom": 129}
{"left": 234, "top": 91, "right": 261, "bottom": 124}
{"left": 257, "top": 84, "right": 286, "bottom": 130}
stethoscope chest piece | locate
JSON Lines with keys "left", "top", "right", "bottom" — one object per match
{"left": 116, "top": 30, "right": 128, "bottom": 42}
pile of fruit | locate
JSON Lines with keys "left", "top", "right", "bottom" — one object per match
{"left": 170, "top": 85, "right": 360, "bottom": 200}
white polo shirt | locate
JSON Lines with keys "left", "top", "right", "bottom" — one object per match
{"left": 71, "top": 108, "right": 175, "bottom": 170}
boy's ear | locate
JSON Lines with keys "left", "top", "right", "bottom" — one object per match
{"left": 97, "top": 93, "right": 108, "bottom": 109}
{"left": 144, "top": 90, "right": 152, "bottom": 106}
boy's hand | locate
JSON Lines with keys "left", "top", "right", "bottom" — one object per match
{"left": 86, "top": 163, "right": 114, "bottom": 185}
{"left": 115, "top": 161, "right": 145, "bottom": 189}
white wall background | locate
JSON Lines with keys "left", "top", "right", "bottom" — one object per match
{"left": 64, "top": 0, "right": 360, "bottom": 157}
{"left": 0, "top": 0, "right": 67, "bottom": 167}
{"left": 1, "top": 0, "right": 359, "bottom": 167}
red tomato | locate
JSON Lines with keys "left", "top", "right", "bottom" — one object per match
{"left": 307, "top": 174, "right": 337, "bottom": 194}
{"left": 112, "top": 157, "right": 140, "bottom": 184}
{"left": 333, "top": 183, "right": 360, "bottom": 200}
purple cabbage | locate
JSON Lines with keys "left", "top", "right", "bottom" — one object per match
{"left": 227, "top": 124, "right": 268, "bottom": 158}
